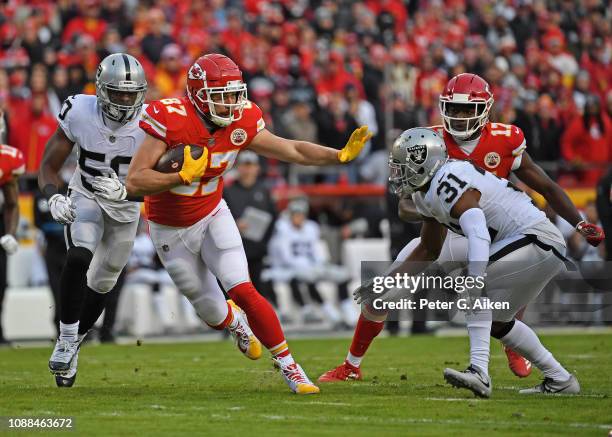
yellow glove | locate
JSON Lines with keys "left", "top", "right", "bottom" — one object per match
{"left": 337, "top": 126, "right": 373, "bottom": 163}
{"left": 179, "top": 146, "right": 209, "bottom": 185}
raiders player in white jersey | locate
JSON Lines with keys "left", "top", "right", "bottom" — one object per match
{"left": 38, "top": 55, "right": 261, "bottom": 387}
{"left": 38, "top": 53, "right": 147, "bottom": 387}
{"left": 357, "top": 127, "right": 580, "bottom": 397}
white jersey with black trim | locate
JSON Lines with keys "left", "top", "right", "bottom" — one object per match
{"left": 270, "top": 215, "right": 322, "bottom": 270}
{"left": 57, "top": 94, "right": 146, "bottom": 223}
{"left": 412, "top": 160, "right": 566, "bottom": 248}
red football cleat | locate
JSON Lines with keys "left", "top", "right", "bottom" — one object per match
{"left": 318, "top": 361, "right": 362, "bottom": 383}
{"left": 504, "top": 346, "right": 532, "bottom": 378}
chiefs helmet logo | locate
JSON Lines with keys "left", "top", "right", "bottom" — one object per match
{"left": 484, "top": 152, "right": 501, "bottom": 169}
{"left": 407, "top": 144, "right": 427, "bottom": 164}
{"left": 188, "top": 63, "right": 205, "bottom": 81}
{"left": 230, "top": 128, "right": 248, "bottom": 146}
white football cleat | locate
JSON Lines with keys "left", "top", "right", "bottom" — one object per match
{"left": 49, "top": 338, "right": 81, "bottom": 375}
{"left": 51, "top": 333, "right": 87, "bottom": 387}
{"left": 519, "top": 374, "right": 580, "bottom": 394}
{"left": 273, "top": 358, "right": 320, "bottom": 395}
{"left": 228, "top": 300, "right": 262, "bottom": 360}
{"left": 55, "top": 348, "right": 79, "bottom": 387}
{"left": 444, "top": 365, "right": 492, "bottom": 398}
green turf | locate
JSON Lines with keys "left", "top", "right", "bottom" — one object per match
{"left": 0, "top": 334, "right": 611, "bottom": 436}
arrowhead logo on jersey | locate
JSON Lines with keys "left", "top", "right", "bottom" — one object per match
{"left": 484, "top": 152, "right": 501, "bottom": 169}
{"left": 407, "top": 144, "right": 427, "bottom": 164}
{"left": 188, "top": 63, "right": 205, "bottom": 81}
{"left": 230, "top": 128, "right": 248, "bottom": 146}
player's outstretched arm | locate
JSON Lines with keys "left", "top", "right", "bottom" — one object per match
{"left": 248, "top": 126, "right": 373, "bottom": 166}
{"left": 126, "top": 133, "right": 186, "bottom": 196}
{"left": 354, "top": 218, "right": 445, "bottom": 305}
{"left": 514, "top": 153, "right": 604, "bottom": 246}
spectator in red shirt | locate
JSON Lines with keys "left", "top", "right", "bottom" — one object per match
{"left": 221, "top": 9, "right": 255, "bottom": 66}
{"left": 580, "top": 38, "right": 612, "bottom": 100}
{"left": 562, "top": 94, "right": 612, "bottom": 185}
{"left": 414, "top": 54, "right": 447, "bottom": 111}
{"left": 8, "top": 93, "right": 56, "bottom": 173}
{"left": 61, "top": 0, "right": 108, "bottom": 45}
{"left": 314, "top": 52, "right": 364, "bottom": 104}
{"left": 154, "top": 44, "right": 186, "bottom": 98}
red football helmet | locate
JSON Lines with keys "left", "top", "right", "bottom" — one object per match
{"left": 186, "top": 53, "right": 248, "bottom": 127}
{"left": 439, "top": 73, "right": 494, "bottom": 140}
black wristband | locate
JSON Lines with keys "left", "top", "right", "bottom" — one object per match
{"left": 125, "top": 195, "right": 144, "bottom": 202}
{"left": 42, "top": 184, "right": 59, "bottom": 200}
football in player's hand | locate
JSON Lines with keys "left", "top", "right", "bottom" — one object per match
{"left": 154, "top": 144, "right": 205, "bottom": 173}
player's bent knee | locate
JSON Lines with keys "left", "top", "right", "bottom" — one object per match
{"left": 491, "top": 319, "right": 515, "bottom": 339}
{"left": 104, "top": 241, "right": 133, "bottom": 271}
{"left": 165, "top": 259, "right": 200, "bottom": 299}
{"left": 88, "top": 278, "right": 115, "bottom": 294}
{"left": 191, "top": 294, "right": 227, "bottom": 326}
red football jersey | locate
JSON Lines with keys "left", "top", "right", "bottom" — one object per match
{"left": 0, "top": 144, "right": 25, "bottom": 186}
{"left": 431, "top": 122, "right": 526, "bottom": 178}
{"left": 140, "top": 97, "right": 266, "bottom": 227}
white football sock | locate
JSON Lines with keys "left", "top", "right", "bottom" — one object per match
{"left": 346, "top": 352, "right": 362, "bottom": 368}
{"left": 500, "top": 320, "right": 570, "bottom": 382}
{"left": 466, "top": 305, "right": 492, "bottom": 376}
{"left": 276, "top": 353, "right": 295, "bottom": 367}
{"left": 59, "top": 321, "right": 79, "bottom": 342}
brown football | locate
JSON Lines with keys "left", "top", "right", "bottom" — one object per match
{"left": 154, "top": 144, "right": 205, "bottom": 173}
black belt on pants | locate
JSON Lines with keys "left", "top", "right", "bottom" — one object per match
{"left": 488, "top": 234, "right": 575, "bottom": 271}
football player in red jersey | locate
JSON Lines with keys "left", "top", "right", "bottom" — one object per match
{"left": 0, "top": 133, "right": 25, "bottom": 344}
{"left": 319, "top": 73, "right": 605, "bottom": 383}
{"left": 122, "top": 54, "right": 372, "bottom": 394}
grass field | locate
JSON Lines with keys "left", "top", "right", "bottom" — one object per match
{"left": 0, "top": 334, "right": 611, "bottom": 436}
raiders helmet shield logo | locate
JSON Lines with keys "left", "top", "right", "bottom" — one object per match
{"left": 230, "top": 128, "right": 248, "bottom": 146}
{"left": 407, "top": 144, "right": 427, "bottom": 164}
{"left": 484, "top": 152, "right": 501, "bottom": 169}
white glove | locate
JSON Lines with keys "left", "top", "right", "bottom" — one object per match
{"left": 49, "top": 194, "right": 76, "bottom": 224}
{"left": 92, "top": 172, "right": 127, "bottom": 201}
{"left": 0, "top": 234, "right": 18, "bottom": 255}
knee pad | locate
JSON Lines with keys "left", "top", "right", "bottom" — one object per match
{"left": 103, "top": 241, "right": 133, "bottom": 272}
{"left": 66, "top": 246, "right": 93, "bottom": 270}
{"left": 165, "top": 259, "right": 200, "bottom": 300}
{"left": 491, "top": 319, "right": 515, "bottom": 339}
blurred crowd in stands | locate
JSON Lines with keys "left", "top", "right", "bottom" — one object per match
{"left": 0, "top": 0, "right": 610, "bottom": 186}
{"left": 0, "top": 0, "right": 610, "bottom": 338}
